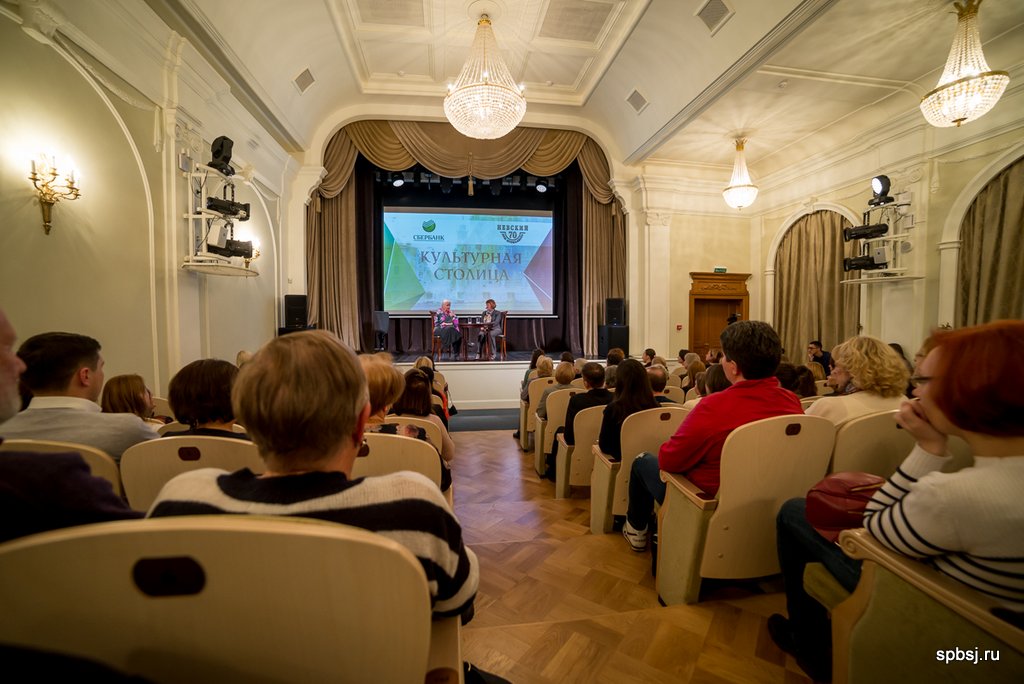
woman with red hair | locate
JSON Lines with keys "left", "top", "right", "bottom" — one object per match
{"left": 768, "top": 320, "right": 1024, "bottom": 681}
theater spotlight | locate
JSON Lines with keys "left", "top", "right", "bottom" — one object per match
{"left": 843, "top": 254, "right": 887, "bottom": 272}
{"left": 490, "top": 179, "right": 501, "bottom": 196}
{"left": 208, "top": 136, "right": 234, "bottom": 176}
{"left": 390, "top": 173, "right": 404, "bottom": 188}
{"left": 535, "top": 178, "right": 547, "bottom": 193}
{"left": 869, "top": 175, "right": 893, "bottom": 206}
{"left": 843, "top": 223, "right": 888, "bottom": 242}
{"left": 439, "top": 175, "right": 453, "bottom": 195}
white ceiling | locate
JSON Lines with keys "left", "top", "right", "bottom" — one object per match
{"left": 146, "top": 0, "right": 1024, "bottom": 176}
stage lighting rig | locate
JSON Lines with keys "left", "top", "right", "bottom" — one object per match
{"left": 208, "top": 136, "right": 235, "bottom": 176}
{"left": 843, "top": 223, "right": 888, "bottom": 242}
{"left": 206, "top": 196, "right": 250, "bottom": 221}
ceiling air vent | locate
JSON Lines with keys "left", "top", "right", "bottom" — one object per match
{"left": 696, "top": 0, "right": 733, "bottom": 36}
{"left": 293, "top": 68, "right": 315, "bottom": 94}
{"left": 626, "top": 89, "right": 649, "bottom": 114}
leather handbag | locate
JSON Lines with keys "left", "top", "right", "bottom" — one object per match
{"left": 806, "top": 471, "right": 885, "bottom": 542}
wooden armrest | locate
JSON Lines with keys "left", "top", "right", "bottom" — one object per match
{"left": 838, "top": 529, "right": 1024, "bottom": 652}
{"left": 426, "top": 616, "right": 461, "bottom": 684}
{"left": 556, "top": 434, "right": 569, "bottom": 449}
{"left": 593, "top": 445, "right": 619, "bottom": 469}
{"left": 661, "top": 471, "right": 718, "bottom": 510}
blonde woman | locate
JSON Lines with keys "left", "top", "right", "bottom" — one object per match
{"left": 805, "top": 335, "right": 909, "bottom": 426}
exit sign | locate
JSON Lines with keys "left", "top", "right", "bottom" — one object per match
{"left": 713, "top": 266, "right": 727, "bottom": 273}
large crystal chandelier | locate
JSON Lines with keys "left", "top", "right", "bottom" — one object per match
{"left": 920, "top": 0, "right": 1009, "bottom": 128}
{"left": 444, "top": 15, "right": 526, "bottom": 139}
{"left": 722, "top": 139, "right": 758, "bottom": 210}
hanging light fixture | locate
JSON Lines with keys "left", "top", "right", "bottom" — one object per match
{"left": 722, "top": 138, "right": 758, "bottom": 210}
{"left": 920, "top": 0, "right": 1009, "bottom": 128}
{"left": 444, "top": 14, "right": 526, "bottom": 140}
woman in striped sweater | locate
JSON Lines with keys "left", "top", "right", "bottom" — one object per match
{"left": 768, "top": 320, "right": 1024, "bottom": 681}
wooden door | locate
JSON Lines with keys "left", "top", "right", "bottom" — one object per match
{"left": 692, "top": 299, "right": 740, "bottom": 359}
{"left": 688, "top": 273, "right": 750, "bottom": 359}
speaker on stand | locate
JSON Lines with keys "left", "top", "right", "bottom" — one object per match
{"left": 284, "top": 294, "right": 307, "bottom": 329}
{"left": 605, "top": 298, "right": 625, "bottom": 326}
{"left": 372, "top": 311, "right": 390, "bottom": 352}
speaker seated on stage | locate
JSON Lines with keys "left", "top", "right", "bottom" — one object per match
{"left": 476, "top": 299, "right": 503, "bottom": 360}
{"left": 433, "top": 300, "right": 461, "bottom": 356}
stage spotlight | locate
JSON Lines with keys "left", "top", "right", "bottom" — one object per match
{"left": 843, "top": 223, "right": 888, "bottom": 242}
{"left": 869, "top": 175, "right": 893, "bottom": 206}
{"left": 208, "top": 136, "right": 234, "bottom": 176}
{"left": 535, "top": 179, "right": 547, "bottom": 193}
{"left": 843, "top": 253, "right": 887, "bottom": 272}
{"left": 392, "top": 174, "right": 404, "bottom": 187}
{"left": 439, "top": 175, "right": 453, "bottom": 194}
{"left": 490, "top": 179, "right": 501, "bottom": 196}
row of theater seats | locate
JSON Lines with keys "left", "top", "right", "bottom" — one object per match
{"left": 517, "top": 374, "right": 1022, "bottom": 682}
{"left": 0, "top": 429, "right": 464, "bottom": 682}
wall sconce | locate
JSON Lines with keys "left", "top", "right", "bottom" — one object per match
{"left": 28, "top": 155, "right": 81, "bottom": 234}
{"left": 236, "top": 231, "right": 261, "bottom": 269}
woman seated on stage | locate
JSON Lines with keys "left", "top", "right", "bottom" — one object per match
{"left": 433, "top": 300, "right": 461, "bottom": 356}
{"left": 769, "top": 320, "right": 1024, "bottom": 681}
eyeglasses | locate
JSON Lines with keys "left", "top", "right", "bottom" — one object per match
{"left": 909, "top": 375, "right": 934, "bottom": 388}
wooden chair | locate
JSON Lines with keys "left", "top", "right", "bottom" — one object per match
{"left": 684, "top": 387, "right": 700, "bottom": 402}
{"left": 668, "top": 366, "right": 687, "bottom": 388}
{"left": 354, "top": 433, "right": 449, "bottom": 506}
{"left": 534, "top": 388, "right": 580, "bottom": 476}
{"left": 816, "top": 379, "right": 834, "bottom": 396}
{"left": 0, "top": 439, "right": 122, "bottom": 496}
{"left": 590, "top": 405, "right": 689, "bottom": 534}
{"left": 830, "top": 409, "right": 915, "bottom": 476}
{"left": 151, "top": 395, "right": 172, "bottom": 420}
{"left": 800, "top": 396, "right": 822, "bottom": 409}
{"left": 428, "top": 311, "right": 447, "bottom": 361}
{"left": 554, "top": 405, "right": 604, "bottom": 499}
{"left": 656, "top": 415, "right": 835, "bottom": 604}
{"left": 119, "top": 436, "right": 263, "bottom": 511}
{"left": 569, "top": 377, "right": 586, "bottom": 388}
{"left": 823, "top": 529, "right": 1024, "bottom": 683}
{"left": 0, "top": 516, "right": 462, "bottom": 684}
{"left": 384, "top": 416, "right": 445, "bottom": 455}
{"left": 520, "top": 376, "right": 554, "bottom": 451}
{"left": 661, "top": 385, "right": 686, "bottom": 403}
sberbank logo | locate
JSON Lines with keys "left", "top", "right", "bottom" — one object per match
{"left": 422, "top": 220, "right": 436, "bottom": 232}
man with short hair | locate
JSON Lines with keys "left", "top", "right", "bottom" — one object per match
{"left": 622, "top": 321, "right": 803, "bottom": 551}
{"left": 0, "top": 332, "right": 158, "bottom": 461}
{"left": 605, "top": 347, "right": 625, "bottom": 388}
{"left": 0, "top": 310, "right": 141, "bottom": 543}
{"left": 647, "top": 365, "right": 675, "bottom": 404}
{"left": 642, "top": 348, "right": 656, "bottom": 367}
{"left": 806, "top": 340, "right": 831, "bottom": 377}
{"left": 545, "top": 361, "right": 614, "bottom": 477}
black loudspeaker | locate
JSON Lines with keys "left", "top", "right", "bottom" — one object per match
{"left": 372, "top": 311, "right": 390, "bottom": 334}
{"left": 284, "top": 294, "right": 307, "bottom": 329}
{"left": 606, "top": 298, "right": 625, "bottom": 325}
{"left": 598, "top": 325, "right": 629, "bottom": 357}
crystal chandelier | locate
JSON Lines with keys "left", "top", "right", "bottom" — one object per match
{"left": 920, "top": 0, "right": 1009, "bottom": 128}
{"left": 444, "top": 15, "right": 526, "bottom": 140}
{"left": 722, "top": 139, "right": 758, "bottom": 210}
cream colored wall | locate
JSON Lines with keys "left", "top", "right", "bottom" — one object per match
{"left": 0, "top": 13, "right": 284, "bottom": 394}
{"left": 668, "top": 214, "right": 752, "bottom": 354}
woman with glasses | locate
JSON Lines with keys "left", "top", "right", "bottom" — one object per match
{"left": 768, "top": 321, "right": 1024, "bottom": 680}
{"left": 805, "top": 335, "right": 909, "bottom": 426}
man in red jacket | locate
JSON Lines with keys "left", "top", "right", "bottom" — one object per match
{"left": 622, "top": 320, "right": 802, "bottom": 551}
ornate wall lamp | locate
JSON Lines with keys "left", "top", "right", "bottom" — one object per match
{"left": 28, "top": 154, "right": 81, "bottom": 234}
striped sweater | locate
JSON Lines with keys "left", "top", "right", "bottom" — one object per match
{"left": 148, "top": 468, "right": 478, "bottom": 618}
{"left": 864, "top": 445, "right": 1024, "bottom": 607}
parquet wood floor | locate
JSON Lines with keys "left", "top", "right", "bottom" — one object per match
{"left": 452, "top": 430, "right": 813, "bottom": 684}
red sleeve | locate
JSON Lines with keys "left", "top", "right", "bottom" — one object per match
{"left": 657, "top": 402, "right": 715, "bottom": 472}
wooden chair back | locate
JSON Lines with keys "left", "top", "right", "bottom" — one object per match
{"left": 0, "top": 516, "right": 450, "bottom": 683}
{"left": 151, "top": 395, "right": 172, "bottom": 420}
{"left": 157, "top": 422, "right": 248, "bottom": 436}
{"left": 661, "top": 386, "right": 686, "bottom": 403}
{"left": 801, "top": 396, "right": 822, "bottom": 409}
{"left": 684, "top": 387, "right": 700, "bottom": 402}
{"left": 535, "top": 388, "right": 580, "bottom": 474}
{"left": 564, "top": 405, "right": 605, "bottom": 488}
{"left": 831, "top": 409, "right": 915, "bottom": 476}
{"left": 526, "top": 377, "right": 555, "bottom": 434}
{"left": 0, "top": 439, "right": 121, "bottom": 496}
{"left": 120, "top": 436, "right": 263, "bottom": 511}
{"left": 569, "top": 377, "right": 586, "bottom": 388}
{"left": 352, "top": 433, "right": 442, "bottom": 487}
{"left": 612, "top": 406, "right": 689, "bottom": 516}
{"left": 384, "top": 416, "right": 444, "bottom": 455}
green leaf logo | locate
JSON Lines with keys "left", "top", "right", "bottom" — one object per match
{"left": 422, "top": 220, "right": 436, "bottom": 233}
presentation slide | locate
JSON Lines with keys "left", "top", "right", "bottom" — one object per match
{"left": 383, "top": 207, "right": 554, "bottom": 315}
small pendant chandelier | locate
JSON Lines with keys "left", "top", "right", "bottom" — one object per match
{"left": 919, "top": 0, "right": 1009, "bottom": 128}
{"left": 722, "top": 139, "right": 758, "bottom": 210}
{"left": 444, "top": 15, "right": 527, "bottom": 140}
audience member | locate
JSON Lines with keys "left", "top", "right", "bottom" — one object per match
{"left": 683, "top": 358, "right": 706, "bottom": 392}
{"left": 1, "top": 331, "right": 158, "bottom": 461}
{"left": 642, "top": 348, "right": 656, "bottom": 367}
{"left": 681, "top": 364, "right": 731, "bottom": 410}
{"left": 769, "top": 321, "right": 1024, "bottom": 680}
{"left": 560, "top": 351, "right": 575, "bottom": 364}
{"left": 0, "top": 309, "right": 140, "bottom": 543}
{"left": 100, "top": 374, "right": 163, "bottom": 424}
{"left": 622, "top": 321, "right": 802, "bottom": 551}
{"left": 647, "top": 365, "right": 675, "bottom": 404}
{"left": 167, "top": 359, "right": 249, "bottom": 440}
{"left": 563, "top": 362, "right": 614, "bottom": 448}
{"left": 651, "top": 355, "right": 667, "bottom": 368}
{"left": 605, "top": 347, "right": 625, "bottom": 388}
{"left": 521, "top": 348, "right": 545, "bottom": 389}
{"left": 149, "top": 329, "right": 478, "bottom": 620}
{"left": 360, "top": 354, "right": 450, "bottom": 491}
{"left": 597, "top": 359, "right": 658, "bottom": 461}
{"left": 805, "top": 336, "right": 908, "bottom": 426}
{"left": 806, "top": 340, "right": 831, "bottom": 376}
{"left": 391, "top": 368, "right": 455, "bottom": 461}
{"left": 416, "top": 365, "right": 449, "bottom": 425}
{"left": 774, "top": 363, "right": 817, "bottom": 399}
{"left": 888, "top": 342, "right": 915, "bottom": 398}
{"left": 677, "top": 349, "right": 691, "bottom": 365}
{"left": 805, "top": 361, "right": 827, "bottom": 382}
{"left": 704, "top": 347, "right": 723, "bottom": 365}
{"left": 537, "top": 361, "right": 575, "bottom": 420}
{"left": 521, "top": 356, "right": 553, "bottom": 402}
{"left": 573, "top": 357, "right": 587, "bottom": 378}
